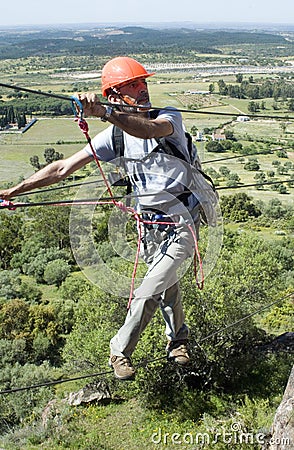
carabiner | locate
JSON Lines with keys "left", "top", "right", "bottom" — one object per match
{"left": 71, "top": 96, "right": 84, "bottom": 119}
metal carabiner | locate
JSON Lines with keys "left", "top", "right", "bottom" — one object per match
{"left": 70, "top": 96, "right": 84, "bottom": 119}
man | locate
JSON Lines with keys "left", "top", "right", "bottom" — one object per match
{"left": 0, "top": 56, "right": 200, "bottom": 380}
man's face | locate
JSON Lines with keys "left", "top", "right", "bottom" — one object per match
{"left": 116, "top": 77, "right": 151, "bottom": 110}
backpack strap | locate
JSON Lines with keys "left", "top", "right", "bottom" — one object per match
{"left": 197, "top": 168, "right": 216, "bottom": 192}
{"left": 112, "top": 125, "right": 125, "bottom": 159}
{"left": 152, "top": 137, "right": 188, "bottom": 162}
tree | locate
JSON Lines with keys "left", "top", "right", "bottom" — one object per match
{"left": 219, "top": 166, "right": 231, "bottom": 178}
{"left": 248, "top": 101, "right": 258, "bottom": 113}
{"left": 278, "top": 184, "right": 288, "bottom": 194}
{"left": 209, "top": 83, "right": 215, "bottom": 93}
{"left": 218, "top": 80, "right": 228, "bottom": 95}
{"left": 236, "top": 74, "right": 243, "bottom": 83}
{"left": 44, "top": 148, "right": 64, "bottom": 164}
{"left": 244, "top": 158, "right": 260, "bottom": 171}
{"left": 276, "top": 149, "right": 288, "bottom": 158}
{"left": 0, "top": 270, "right": 21, "bottom": 300}
{"left": 287, "top": 98, "right": 294, "bottom": 111}
{"left": 272, "top": 160, "right": 281, "bottom": 167}
{"left": 205, "top": 140, "right": 225, "bottom": 153}
{"left": 224, "top": 130, "right": 235, "bottom": 141}
{"left": 25, "top": 248, "right": 69, "bottom": 283}
{"left": 190, "top": 125, "right": 198, "bottom": 136}
{"left": 228, "top": 173, "right": 240, "bottom": 183}
{"left": 26, "top": 204, "right": 71, "bottom": 249}
{"left": 30, "top": 148, "right": 63, "bottom": 171}
{"left": 0, "top": 214, "right": 24, "bottom": 270}
{"left": 220, "top": 193, "right": 261, "bottom": 222}
{"left": 43, "top": 259, "right": 71, "bottom": 287}
{"left": 17, "top": 113, "right": 26, "bottom": 129}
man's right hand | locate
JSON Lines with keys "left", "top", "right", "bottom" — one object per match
{"left": 76, "top": 92, "right": 107, "bottom": 118}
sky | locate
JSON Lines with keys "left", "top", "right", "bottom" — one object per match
{"left": 1, "top": 0, "right": 293, "bottom": 27}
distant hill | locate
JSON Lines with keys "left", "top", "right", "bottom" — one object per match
{"left": 0, "top": 25, "right": 289, "bottom": 60}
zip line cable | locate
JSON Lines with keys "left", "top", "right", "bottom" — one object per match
{"left": 217, "top": 178, "right": 294, "bottom": 190}
{"left": 202, "top": 152, "right": 271, "bottom": 164}
{"left": 4, "top": 151, "right": 285, "bottom": 199}
{"left": 0, "top": 292, "right": 292, "bottom": 395}
{"left": 0, "top": 82, "right": 294, "bottom": 120}
{"left": 197, "top": 293, "right": 293, "bottom": 343}
{"left": 13, "top": 179, "right": 106, "bottom": 197}
{"left": 1, "top": 178, "right": 293, "bottom": 209}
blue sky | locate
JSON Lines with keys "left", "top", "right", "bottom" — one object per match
{"left": 1, "top": 0, "right": 293, "bottom": 26}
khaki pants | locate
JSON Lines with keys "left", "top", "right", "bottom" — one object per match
{"left": 110, "top": 223, "right": 195, "bottom": 358}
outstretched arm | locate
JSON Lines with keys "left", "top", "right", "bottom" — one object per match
{"left": 0, "top": 149, "right": 92, "bottom": 200}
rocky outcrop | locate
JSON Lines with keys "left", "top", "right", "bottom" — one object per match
{"left": 265, "top": 365, "right": 294, "bottom": 449}
{"left": 42, "top": 381, "right": 111, "bottom": 429}
{"left": 67, "top": 381, "right": 111, "bottom": 406}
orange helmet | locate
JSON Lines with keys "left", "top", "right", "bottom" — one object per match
{"left": 101, "top": 56, "right": 155, "bottom": 97}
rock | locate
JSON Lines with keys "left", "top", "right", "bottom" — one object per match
{"left": 261, "top": 332, "right": 294, "bottom": 353}
{"left": 265, "top": 365, "right": 294, "bottom": 449}
{"left": 41, "top": 398, "right": 66, "bottom": 429}
{"left": 67, "top": 381, "right": 111, "bottom": 406}
{"left": 42, "top": 381, "right": 112, "bottom": 429}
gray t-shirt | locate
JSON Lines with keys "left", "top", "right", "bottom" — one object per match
{"left": 84, "top": 108, "right": 198, "bottom": 215}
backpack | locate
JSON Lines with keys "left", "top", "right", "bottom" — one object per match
{"left": 112, "top": 109, "right": 200, "bottom": 168}
{"left": 109, "top": 110, "right": 216, "bottom": 211}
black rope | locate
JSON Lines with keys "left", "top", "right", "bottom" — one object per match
{"left": 0, "top": 292, "right": 292, "bottom": 395}
{"left": 217, "top": 178, "right": 294, "bottom": 191}
{"left": 1, "top": 178, "right": 293, "bottom": 209}
{"left": 0, "top": 82, "right": 293, "bottom": 120}
{"left": 13, "top": 179, "right": 105, "bottom": 197}
{"left": 0, "top": 370, "right": 114, "bottom": 395}
{"left": 202, "top": 152, "right": 271, "bottom": 164}
{"left": 0, "top": 82, "right": 71, "bottom": 101}
{"left": 198, "top": 294, "right": 293, "bottom": 343}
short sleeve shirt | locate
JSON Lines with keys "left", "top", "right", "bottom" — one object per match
{"left": 83, "top": 108, "right": 197, "bottom": 214}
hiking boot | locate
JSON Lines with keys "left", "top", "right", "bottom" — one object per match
{"left": 166, "top": 340, "right": 190, "bottom": 366}
{"left": 109, "top": 354, "right": 135, "bottom": 380}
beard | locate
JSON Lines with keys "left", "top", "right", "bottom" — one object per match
{"left": 118, "top": 93, "right": 151, "bottom": 113}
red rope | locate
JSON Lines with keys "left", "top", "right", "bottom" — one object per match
{"left": 0, "top": 199, "right": 16, "bottom": 210}
{"left": 1, "top": 116, "right": 205, "bottom": 310}
{"left": 75, "top": 118, "right": 116, "bottom": 202}
{"left": 127, "top": 212, "right": 143, "bottom": 309}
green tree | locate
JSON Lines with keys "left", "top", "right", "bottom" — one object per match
{"left": 220, "top": 193, "right": 262, "bottom": 222}
{"left": 236, "top": 74, "right": 243, "bottom": 83}
{"left": 0, "top": 270, "right": 21, "bottom": 300}
{"left": 26, "top": 204, "right": 71, "bottom": 249}
{"left": 244, "top": 158, "right": 260, "bottom": 171}
{"left": 287, "top": 98, "right": 294, "bottom": 111}
{"left": 44, "top": 147, "right": 64, "bottom": 164}
{"left": 25, "top": 247, "right": 69, "bottom": 283}
{"left": 276, "top": 149, "right": 288, "bottom": 158}
{"left": 209, "top": 83, "right": 215, "bottom": 93}
{"left": 43, "top": 259, "right": 71, "bottom": 287}
{"left": 0, "top": 213, "right": 24, "bottom": 270}
{"left": 205, "top": 140, "right": 225, "bottom": 153}
{"left": 219, "top": 166, "right": 231, "bottom": 178}
{"left": 29, "top": 155, "right": 41, "bottom": 170}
